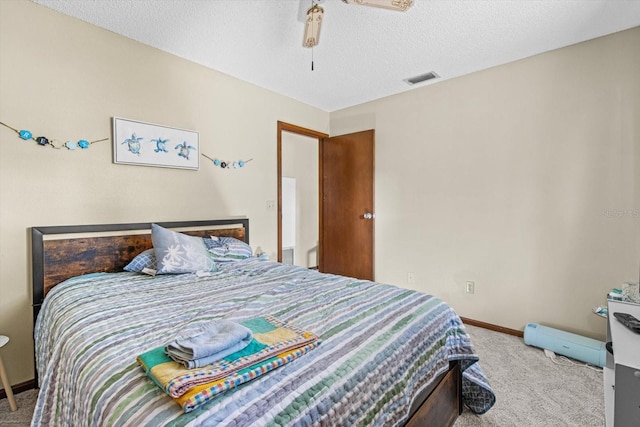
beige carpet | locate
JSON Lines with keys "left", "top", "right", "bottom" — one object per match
{"left": 0, "top": 325, "right": 604, "bottom": 426}
{"left": 453, "top": 325, "right": 604, "bottom": 426}
{"left": 0, "top": 389, "right": 35, "bottom": 427}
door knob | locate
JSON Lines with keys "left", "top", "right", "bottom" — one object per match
{"left": 363, "top": 212, "right": 376, "bottom": 220}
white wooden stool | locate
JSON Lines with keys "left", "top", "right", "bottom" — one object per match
{"left": 0, "top": 335, "right": 17, "bottom": 412}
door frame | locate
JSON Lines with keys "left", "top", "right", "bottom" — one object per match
{"left": 277, "top": 121, "right": 328, "bottom": 265}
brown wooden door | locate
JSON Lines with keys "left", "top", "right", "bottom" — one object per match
{"left": 319, "top": 130, "right": 375, "bottom": 280}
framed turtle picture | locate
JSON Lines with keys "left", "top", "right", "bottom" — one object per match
{"left": 112, "top": 117, "right": 199, "bottom": 170}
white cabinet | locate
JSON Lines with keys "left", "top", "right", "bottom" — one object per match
{"left": 605, "top": 300, "right": 640, "bottom": 427}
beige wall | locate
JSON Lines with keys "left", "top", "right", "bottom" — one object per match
{"left": 331, "top": 26, "right": 640, "bottom": 342}
{"left": 0, "top": 0, "right": 329, "bottom": 387}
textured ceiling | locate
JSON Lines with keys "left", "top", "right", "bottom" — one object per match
{"left": 31, "top": 0, "right": 640, "bottom": 112}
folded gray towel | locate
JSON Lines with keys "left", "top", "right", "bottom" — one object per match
{"left": 166, "top": 320, "right": 253, "bottom": 369}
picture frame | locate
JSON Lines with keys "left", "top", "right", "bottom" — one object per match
{"left": 112, "top": 117, "right": 199, "bottom": 170}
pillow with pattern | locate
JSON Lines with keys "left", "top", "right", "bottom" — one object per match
{"left": 152, "top": 224, "right": 218, "bottom": 274}
{"left": 123, "top": 248, "right": 157, "bottom": 273}
{"left": 206, "top": 236, "right": 253, "bottom": 262}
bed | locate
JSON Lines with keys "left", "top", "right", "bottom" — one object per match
{"left": 31, "top": 219, "right": 495, "bottom": 426}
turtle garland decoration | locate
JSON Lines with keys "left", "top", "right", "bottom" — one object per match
{"left": 202, "top": 153, "right": 252, "bottom": 169}
{"left": 2, "top": 120, "right": 252, "bottom": 170}
{"left": 1, "top": 121, "right": 108, "bottom": 150}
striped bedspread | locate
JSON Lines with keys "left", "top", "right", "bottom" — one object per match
{"left": 33, "top": 259, "right": 495, "bottom": 426}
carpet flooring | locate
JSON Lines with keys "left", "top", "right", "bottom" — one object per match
{"left": 0, "top": 325, "right": 604, "bottom": 426}
{"left": 453, "top": 325, "right": 604, "bottom": 426}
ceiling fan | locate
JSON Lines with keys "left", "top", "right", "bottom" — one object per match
{"left": 303, "top": 0, "right": 414, "bottom": 48}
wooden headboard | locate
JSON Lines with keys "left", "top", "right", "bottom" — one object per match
{"left": 31, "top": 218, "right": 249, "bottom": 324}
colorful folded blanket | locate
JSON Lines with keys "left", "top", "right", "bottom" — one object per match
{"left": 177, "top": 340, "right": 320, "bottom": 412}
{"left": 166, "top": 320, "right": 253, "bottom": 369}
{"left": 137, "top": 316, "right": 320, "bottom": 400}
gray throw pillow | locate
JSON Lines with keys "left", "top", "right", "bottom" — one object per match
{"left": 151, "top": 224, "right": 217, "bottom": 274}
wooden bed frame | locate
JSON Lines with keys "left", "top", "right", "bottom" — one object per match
{"left": 31, "top": 218, "right": 462, "bottom": 427}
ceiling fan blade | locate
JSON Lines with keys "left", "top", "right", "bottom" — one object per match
{"left": 341, "top": 0, "right": 413, "bottom": 12}
{"left": 303, "top": 3, "right": 324, "bottom": 48}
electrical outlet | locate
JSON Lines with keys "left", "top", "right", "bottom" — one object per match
{"left": 407, "top": 272, "right": 416, "bottom": 284}
{"left": 465, "top": 281, "right": 475, "bottom": 294}
{"left": 266, "top": 200, "right": 276, "bottom": 211}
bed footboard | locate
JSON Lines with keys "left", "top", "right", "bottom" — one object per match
{"left": 406, "top": 361, "right": 462, "bottom": 427}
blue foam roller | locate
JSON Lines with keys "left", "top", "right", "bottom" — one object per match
{"left": 523, "top": 323, "right": 606, "bottom": 367}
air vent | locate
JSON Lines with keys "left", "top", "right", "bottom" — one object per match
{"left": 403, "top": 71, "right": 439, "bottom": 85}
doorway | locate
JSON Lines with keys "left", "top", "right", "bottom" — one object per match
{"left": 277, "top": 122, "right": 376, "bottom": 280}
{"left": 277, "top": 122, "right": 327, "bottom": 266}
{"left": 281, "top": 135, "right": 318, "bottom": 267}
